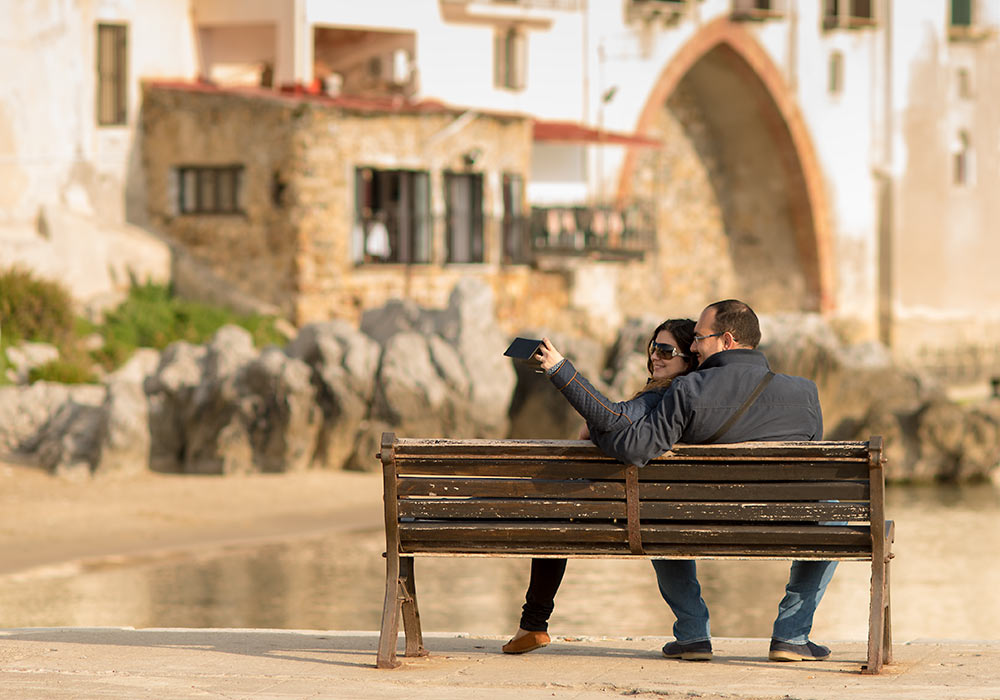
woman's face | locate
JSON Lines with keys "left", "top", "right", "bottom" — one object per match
{"left": 650, "top": 330, "right": 688, "bottom": 381}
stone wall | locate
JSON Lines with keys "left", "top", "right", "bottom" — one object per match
{"left": 142, "top": 86, "right": 301, "bottom": 314}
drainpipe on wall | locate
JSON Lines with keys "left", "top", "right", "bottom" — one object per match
{"left": 875, "top": 0, "right": 894, "bottom": 348}
{"left": 787, "top": 0, "right": 798, "bottom": 91}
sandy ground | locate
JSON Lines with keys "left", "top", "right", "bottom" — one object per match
{"left": 0, "top": 457, "right": 384, "bottom": 576}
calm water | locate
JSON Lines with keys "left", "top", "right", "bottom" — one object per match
{"left": 2, "top": 484, "right": 998, "bottom": 641}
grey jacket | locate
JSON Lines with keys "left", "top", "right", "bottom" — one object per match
{"left": 587, "top": 349, "right": 823, "bottom": 467}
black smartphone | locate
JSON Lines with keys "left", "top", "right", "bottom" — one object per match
{"left": 503, "top": 337, "right": 543, "bottom": 363}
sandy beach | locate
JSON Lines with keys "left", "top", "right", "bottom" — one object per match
{"left": 0, "top": 458, "right": 384, "bottom": 577}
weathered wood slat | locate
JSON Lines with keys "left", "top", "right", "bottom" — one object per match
{"left": 400, "top": 541, "right": 874, "bottom": 559}
{"left": 399, "top": 521, "right": 870, "bottom": 546}
{"left": 396, "top": 478, "right": 870, "bottom": 501}
{"left": 398, "top": 499, "right": 869, "bottom": 522}
{"left": 397, "top": 477, "right": 624, "bottom": 499}
{"left": 399, "top": 498, "right": 626, "bottom": 520}
{"left": 395, "top": 460, "right": 870, "bottom": 481}
{"left": 392, "top": 438, "right": 871, "bottom": 460}
{"left": 641, "top": 501, "right": 869, "bottom": 521}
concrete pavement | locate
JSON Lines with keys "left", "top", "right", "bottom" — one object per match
{"left": 2, "top": 628, "right": 998, "bottom": 699}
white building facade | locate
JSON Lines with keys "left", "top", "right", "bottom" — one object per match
{"left": 2, "top": 0, "right": 999, "bottom": 383}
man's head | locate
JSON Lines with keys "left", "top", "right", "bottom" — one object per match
{"left": 691, "top": 299, "right": 761, "bottom": 365}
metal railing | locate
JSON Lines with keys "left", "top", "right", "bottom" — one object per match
{"left": 353, "top": 203, "right": 654, "bottom": 266}
{"left": 529, "top": 203, "right": 655, "bottom": 259}
{"left": 440, "top": 0, "right": 583, "bottom": 11}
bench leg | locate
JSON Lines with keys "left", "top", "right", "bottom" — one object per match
{"left": 377, "top": 552, "right": 402, "bottom": 669}
{"left": 883, "top": 557, "right": 893, "bottom": 665}
{"left": 863, "top": 556, "right": 887, "bottom": 674}
{"left": 400, "top": 557, "right": 428, "bottom": 657}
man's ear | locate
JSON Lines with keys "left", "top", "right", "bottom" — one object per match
{"left": 722, "top": 331, "right": 737, "bottom": 350}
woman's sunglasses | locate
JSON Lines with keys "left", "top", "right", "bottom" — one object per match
{"left": 650, "top": 341, "right": 689, "bottom": 359}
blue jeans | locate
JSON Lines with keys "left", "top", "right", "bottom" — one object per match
{"left": 651, "top": 559, "right": 838, "bottom": 644}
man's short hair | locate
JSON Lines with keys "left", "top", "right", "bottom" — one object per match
{"left": 707, "top": 299, "right": 761, "bottom": 348}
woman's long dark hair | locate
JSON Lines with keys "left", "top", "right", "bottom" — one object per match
{"left": 634, "top": 318, "right": 697, "bottom": 397}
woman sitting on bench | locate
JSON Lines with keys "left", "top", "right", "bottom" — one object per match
{"left": 503, "top": 317, "right": 697, "bottom": 654}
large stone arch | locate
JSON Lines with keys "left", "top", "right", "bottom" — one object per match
{"left": 618, "top": 18, "right": 834, "bottom": 313}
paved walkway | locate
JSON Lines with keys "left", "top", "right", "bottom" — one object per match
{"left": 2, "top": 629, "right": 998, "bottom": 699}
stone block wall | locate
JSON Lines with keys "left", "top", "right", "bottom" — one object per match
{"left": 142, "top": 84, "right": 619, "bottom": 340}
{"left": 142, "top": 86, "right": 301, "bottom": 313}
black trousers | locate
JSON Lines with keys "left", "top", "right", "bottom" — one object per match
{"left": 518, "top": 558, "right": 567, "bottom": 631}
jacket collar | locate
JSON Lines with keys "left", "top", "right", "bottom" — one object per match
{"left": 697, "top": 348, "right": 770, "bottom": 372}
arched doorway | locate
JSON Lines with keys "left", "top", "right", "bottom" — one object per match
{"left": 620, "top": 19, "right": 833, "bottom": 314}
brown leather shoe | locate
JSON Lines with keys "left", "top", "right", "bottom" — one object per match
{"left": 502, "top": 630, "right": 550, "bottom": 654}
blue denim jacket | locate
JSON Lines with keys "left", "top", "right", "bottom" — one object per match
{"left": 585, "top": 349, "right": 823, "bottom": 466}
{"left": 547, "top": 359, "right": 666, "bottom": 433}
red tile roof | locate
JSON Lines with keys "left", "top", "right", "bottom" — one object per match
{"left": 533, "top": 120, "right": 661, "bottom": 147}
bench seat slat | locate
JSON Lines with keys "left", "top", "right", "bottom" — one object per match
{"left": 398, "top": 499, "right": 869, "bottom": 522}
{"left": 396, "top": 460, "right": 870, "bottom": 481}
{"left": 397, "top": 478, "right": 870, "bottom": 501}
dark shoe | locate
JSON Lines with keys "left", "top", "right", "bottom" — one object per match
{"left": 502, "top": 630, "right": 550, "bottom": 654}
{"left": 661, "top": 639, "right": 713, "bottom": 661}
{"left": 768, "top": 639, "right": 831, "bottom": 662}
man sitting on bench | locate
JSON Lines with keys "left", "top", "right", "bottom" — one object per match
{"left": 535, "top": 299, "right": 835, "bottom": 663}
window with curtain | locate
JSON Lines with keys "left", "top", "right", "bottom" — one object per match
{"left": 353, "top": 168, "right": 431, "bottom": 264}
{"left": 445, "top": 172, "right": 484, "bottom": 264}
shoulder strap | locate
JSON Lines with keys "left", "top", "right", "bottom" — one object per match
{"left": 704, "top": 371, "right": 775, "bottom": 444}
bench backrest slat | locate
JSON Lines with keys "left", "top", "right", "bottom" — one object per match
{"left": 397, "top": 477, "right": 870, "bottom": 501}
{"left": 397, "top": 460, "right": 870, "bottom": 481}
{"left": 398, "top": 499, "right": 869, "bottom": 522}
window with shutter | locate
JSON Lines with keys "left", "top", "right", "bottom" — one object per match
{"left": 96, "top": 23, "right": 128, "bottom": 126}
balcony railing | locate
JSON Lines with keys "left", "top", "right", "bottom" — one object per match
{"left": 529, "top": 203, "right": 655, "bottom": 259}
{"left": 440, "top": 0, "right": 583, "bottom": 10}
{"left": 353, "top": 203, "right": 654, "bottom": 266}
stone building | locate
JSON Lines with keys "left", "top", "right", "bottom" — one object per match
{"left": 3, "top": 0, "right": 1000, "bottom": 386}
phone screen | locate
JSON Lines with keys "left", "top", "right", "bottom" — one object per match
{"left": 503, "top": 337, "right": 543, "bottom": 361}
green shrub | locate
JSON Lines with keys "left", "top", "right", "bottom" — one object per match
{"left": 28, "top": 358, "right": 97, "bottom": 385}
{"left": 93, "top": 282, "right": 286, "bottom": 369}
{"left": 0, "top": 266, "right": 75, "bottom": 345}
{"left": 1, "top": 270, "right": 286, "bottom": 380}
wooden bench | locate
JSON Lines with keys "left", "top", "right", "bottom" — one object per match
{"left": 376, "top": 433, "right": 894, "bottom": 673}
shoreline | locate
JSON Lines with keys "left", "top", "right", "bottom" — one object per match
{"left": 0, "top": 459, "right": 384, "bottom": 577}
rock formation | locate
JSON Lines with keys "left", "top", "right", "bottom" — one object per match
{"left": 1, "top": 291, "right": 997, "bottom": 483}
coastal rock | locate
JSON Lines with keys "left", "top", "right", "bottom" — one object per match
{"left": 239, "top": 348, "right": 321, "bottom": 473}
{"left": 375, "top": 332, "right": 470, "bottom": 436}
{"left": 286, "top": 320, "right": 380, "bottom": 469}
{"left": 344, "top": 419, "right": 394, "bottom": 472}
{"left": 94, "top": 377, "right": 151, "bottom": 477}
{"left": 759, "top": 313, "right": 933, "bottom": 438}
{"left": 443, "top": 279, "right": 515, "bottom": 436}
{"left": 30, "top": 400, "right": 104, "bottom": 480}
{"left": 364, "top": 278, "right": 514, "bottom": 439}
{"left": 176, "top": 325, "right": 261, "bottom": 474}
{"left": 508, "top": 331, "right": 608, "bottom": 439}
{"left": 4, "top": 341, "right": 60, "bottom": 384}
{"left": 0, "top": 381, "right": 104, "bottom": 455}
{"left": 145, "top": 341, "right": 207, "bottom": 472}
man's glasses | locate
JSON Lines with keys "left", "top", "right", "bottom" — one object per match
{"left": 692, "top": 332, "right": 724, "bottom": 343}
{"left": 650, "top": 342, "right": 688, "bottom": 359}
